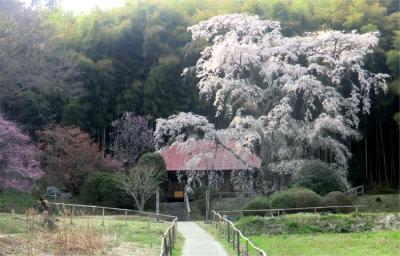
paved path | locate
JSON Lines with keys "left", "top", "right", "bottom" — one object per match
{"left": 178, "top": 222, "right": 228, "bottom": 256}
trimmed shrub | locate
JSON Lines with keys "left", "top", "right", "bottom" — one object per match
{"left": 270, "top": 187, "right": 322, "bottom": 210}
{"left": 322, "top": 191, "right": 353, "bottom": 213}
{"left": 294, "top": 160, "right": 346, "bottom": 195}
{"left": 81, "top": 172, "right": 133, "bottom": 208}
{"left": 235, "top": 213, "right": 387, "bottom": 235}
{"left": 242, "top": 197, "right": 270, "bottom": 216}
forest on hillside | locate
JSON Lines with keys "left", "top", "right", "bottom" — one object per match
{"left": 0, "top": 0, "right": 399, "bottom": 191}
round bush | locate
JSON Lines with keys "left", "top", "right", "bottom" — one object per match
{"left": 270, "top": 188, "right": 322, "bottom": 210}
{"left": 294, "top": 160, "right": 346, "bottom": 195}
{"left": 81, "top": 172, "right": 133, "bottom": 208}
{"left": 322, "top": 191, "right": 353, "bottom": 213}
{"left": 242, "top": 197, "right": 270, "bottom": 216}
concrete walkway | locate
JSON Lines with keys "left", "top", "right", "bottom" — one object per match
{"left": 178, "top": 222, "right": 228, "bottom": 256}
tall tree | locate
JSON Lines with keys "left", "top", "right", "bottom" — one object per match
{"left": 155, "top": 14, "right": 389, "bottom": 192}
{"left": 0, "top": 0, "right": 78, "bottom": 131}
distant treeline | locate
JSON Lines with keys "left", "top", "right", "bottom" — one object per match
{"left": 0, "top": 0, "right": 398, "bottom": 189}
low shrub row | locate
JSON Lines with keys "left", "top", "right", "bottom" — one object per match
{"left": 81, "top": 172, "right": 135, "bottom": 209}
{"left": 235, "top": 213, "right": 400, "bottom": 236}
{"left": 242, "top": 188, "right": 353, "bottom": 215}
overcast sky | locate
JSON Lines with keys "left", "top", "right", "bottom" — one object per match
{"left": 23, "top": 0, "right": 125, "bottom": 13}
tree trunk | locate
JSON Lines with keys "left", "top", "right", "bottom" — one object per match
{"left": 102, "top": 126, "right": 106, "bottom": 157}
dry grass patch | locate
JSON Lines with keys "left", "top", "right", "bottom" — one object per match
{"left": 0, "top": 210, "right": 170, "bottom": 255}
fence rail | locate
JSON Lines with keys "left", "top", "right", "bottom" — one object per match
{"left": 344, "top": 186, "right": 365, "bottom": 196}
{"left": 160, "top": 217, "right": 178, "bottom": 256}
{"left": 43, "top": 202, "right": 178, "bottom": 256}
{"left": 212, "top": 210, "right": 267, "bottom": 256}
{"left": 217, "top": 205, "right": 366, "bottom": 217}
{"left": 213, "top": 190, "right": 264, "bottom": 199}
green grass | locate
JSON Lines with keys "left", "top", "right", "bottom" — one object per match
{"left": 0, "top": 191, "right": 37, "bottom": 213}
{"left": 0, "top": 212, "right": 29, "bottom": 233}
{"left": 172, "top": 232, "right": 185, "bottom": 256}
{"left": 251, "top": 230, "right": 400, "bottom": 256}
{"left": 352, "top": 194, "right": 400, "bottom": 212}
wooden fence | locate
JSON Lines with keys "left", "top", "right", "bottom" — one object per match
{"left": 44, "top": 202, "right": 178, "bottom": 256}
{"left": 160, "top": 216, "right": 178, "bottom": 256}
{"left": 212, "top": 210, "right": 267, "bottom": 256}
{"left": 217, "top": 205, "right": 366, "bottom": 217}
{"left": 344, "top": 185, "right": 365, "bottom": 196}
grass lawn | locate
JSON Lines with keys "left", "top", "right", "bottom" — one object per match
{"left": 251, "top": 230, "right": 400, "bottom": 256}
{"left": 352, "top": 194, "right": 400, "bottom": 212}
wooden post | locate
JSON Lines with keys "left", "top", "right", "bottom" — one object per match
{"left": 102, "top": 208, "right": 105, "bottom": 226}
{"left": 70, "top": 205, "right": 75, "bottom": 225}
{"left": 205, "top": 189, "right": 210, "bottom": 223}
{"left": 26, "top": 210, "right": 29, "bottom": 232}
{"left": 237, "top": 231, "right": 240, "bottom": 256}
{"left": 232, "top": 226, "right": 235, "bottom": 248}
{"left": 156, "top": 189, "right": 160, "bottom": 222}
{"left": 147, "top": 213, "right": 150, "bottom": 230}
{"left": 212, "top": 212, "right": 216, "bottom": 227}
{"left": 314, "top": 208, "right": 317, "bottom": 214}
{"left": 246, "top": 240, "right": 249, "bottom": 256}
{"left": 163, "top": 236, "right": 167, "bottom": 256}
{"left": 169, "top": 228, "right": 173, "bottom": 251}
{"left": 125, "top": 209, "right": 128, "bottom": 224}
{"left": 227, "top": 222, "right": 230, "bottom": 242}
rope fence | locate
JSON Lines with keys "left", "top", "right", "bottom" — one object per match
{"left": 217, "top": 205, "right": 366, "bottom": 218}
{"left": 344, "top": 186, "right": 365, "bottom": 196}
{"left": 212, "top": 210, "right": 267, "bottom": 256}
{"left": 41, "top": 202, "right": 178, "bottom": 256}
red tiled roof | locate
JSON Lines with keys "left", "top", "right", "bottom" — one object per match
{"left": 159, "top": 140, "right": 261, "bottom": 171}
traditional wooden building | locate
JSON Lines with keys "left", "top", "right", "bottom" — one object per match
{"left": 159, "top": 140, "right": 261, "bottom": 200}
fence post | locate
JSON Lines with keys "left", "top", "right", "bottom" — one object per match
{"left": 70, "top": 205, "right": 75, "bottom": 224}
{"left": 125, "top": 209, "right": 128, "bottom": 224}
{"left": 246, "top": 240, "right": 249, "bottom": 256}
{"left": 156, "top": 189, "right": 160, "bottom": 222}
{"left": 228, "top": 226, "right": 235, "bottom": 250}
{"left": 163, "top": 236, "right": 167, "bottom": 256}
{"left": 147, "top": 213, "right": 150, "bottom": 230}
{"left": 314, "top": 208, "right": 317, "bottom": 214}
{"left": 205, "top": 189, "right": 210, "bottom": 223}
{"left": 236, "top": 230, "right": 240, "bottom": 256}
{"left": 213, "top": 212, "right": 215, "bottom": 227}
{"left": 169, "top": 228, "right": 173, "bottom": 254}
{"left": 227, "top": 222, "right": 230, "bottom": 242}
{"left": 102, "top": 207, "right": 105, "bottom": 226}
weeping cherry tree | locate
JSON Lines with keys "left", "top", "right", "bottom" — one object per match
{"left": 154, "top": 14, "right": 389, "bottom": 193}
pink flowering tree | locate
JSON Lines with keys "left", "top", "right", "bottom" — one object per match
{"left": 110, "top": 112, "right": 155, "bottom": 168}
{"left": 0, "top": 114, "right": 43, "bottom": 191}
